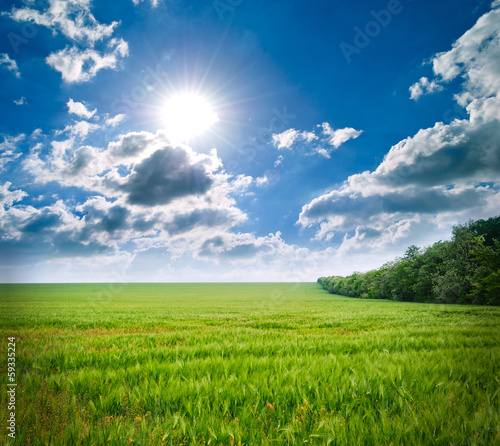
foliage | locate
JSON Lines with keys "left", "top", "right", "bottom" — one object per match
{"left": 0, "top": 283, "right": 499, "bottom": 444}
{"left": 318, "top": 216, "right": 500, "bottom": 305}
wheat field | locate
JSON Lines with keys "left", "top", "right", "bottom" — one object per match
{"left": 0, "top": 283, "right": 499, "bottom": 445}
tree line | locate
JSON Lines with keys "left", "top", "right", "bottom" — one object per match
{"left": 318, "top": 216, "right": 500, "bottom": 305}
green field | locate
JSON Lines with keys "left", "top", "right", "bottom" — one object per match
{"left": 1, "top": 283, "right": 499, "bottom": 445}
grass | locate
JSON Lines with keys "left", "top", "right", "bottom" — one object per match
{"left": 0, "top": 282, "right": 499, "bottom": 445}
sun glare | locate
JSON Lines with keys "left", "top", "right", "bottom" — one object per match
{"left": 162, "top": 92, "right": 219, "bottom": 142}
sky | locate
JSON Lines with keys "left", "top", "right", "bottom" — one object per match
{"left": 0, "top": 0, "right": 499, "bottom": 283}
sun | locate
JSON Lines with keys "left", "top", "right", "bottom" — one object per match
{"left": 162, "top": 92, "right": 219, "bottom": 142}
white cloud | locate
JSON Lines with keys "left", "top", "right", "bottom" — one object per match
{"left": 409, "top": 76, "right": 444, "bottom": 100}
{"left": 312, "top": 147, "right": 331, "bottom": 159}
{"left": 0, "top": 127, "right": 259, "bottom": 277}
{"left": 5, "top": 1, "right": 128, "bottom": 83}
{"left": 299, "top": 4, "right": 500, "bottom": 254}
{"left": 14, "top": 97, "right": 26, "bottom": 105}
{"left": 46, "top": 39, "right": 129, "bottom": 83}
{"left": 31, "top": 129, "right": 43, "bottom": 139}
{"left": 5, "top": 115, "right": 483, "bottom": 281}
{"left": 56, "top": 120, "right": 101, "bottom": 138}
{"left": 105, "top": 113, "right": 126, "bottom": 127}
{"left": 302, "top": 131, "right": 318, "bottom": 143}
{"left": 0, "top": 134, "right": 25, "bottom": 171}
{"left": 6, "top": 0, "right": 118, "bottom": 45}
{"left": 272, "top": 128, "right": 299, "bottom": 149}
{"left": 106, "top": 130, "right": 166, "bottom": 162}
{"left": 431, "top": 5, "right": 500, "bottom": 107}
{"left": 0, "top": 53, "right": 20, "bottom": 78}
{"left": 0, "top": 182, "right": 27, "bottom": 210}
{"left": 272, "top": 123, "right": 361, "bottom": 166}
{"left": 51, "top": 139, "right": 75, "bottom": 160}
{"left": 321, "top": 123, "right": 363, "bottom": 148}
{"left": 4, "top": 3, "right": 499, "bottom": 282}
{"left": 18, "top": 126, "right": 248, "bottom": 239}
{"left": 132, "top": 0, "right": 159, "bottom": 6}
{"left": 256, "top": 176, "right": 270, "bottom": 187}
{"left": 272, "top": 129, "right": 318, "bottom": 150}
{"left": 67, "top": 98, "right": 96, "bottom": 118}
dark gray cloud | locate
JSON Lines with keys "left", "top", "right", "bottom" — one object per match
{"left": 108, "top": 132, "right": 156, "bottom": 159}
{"left": 299, "top": 102, "right": 500, "bottom": 237}
{"left": 21, "top": 211, "right": 61, "bottom": 233}
{"left": 0, "top": 199, "right": 136, "bottom": 267}
{"left": 220, "top": 243, "right": 262, "bottom": 258}
{"left": 0, "top": 228, "right": 110, "bottom": 266}
{"left": 98, "top": 205, "right": 129, "bottom": 233}
{"left": 199, "top": 236, "right": 270, "bottom": 259}
{"left": 81, "top": 204, "right": 130, "bottom": 234}
{"left": 165, "top": 208, "right": 234, "bottom": 235}
{"left": 301, "top": 185, "right": 493, "bottom": 229}
{"left": 357, "top": 227, "right": 382, "bottom": 239}
{"left": 201, "top": 236, "right": 224, "bottom": 250}
{"left": 51, "top": 232, "right": 110, "bottom": 256}
{"left": 121, "top": 147, "right": 213, "bottom": 206}
{"left": 377, "top": 122, "right": 500, "bottom": 189}
{"left": 132, "top": 216, "right": 158, "bottom": 232}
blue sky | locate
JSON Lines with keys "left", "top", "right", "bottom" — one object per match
{"left": 0, "top": 0, "right": 499, "bottom": 282}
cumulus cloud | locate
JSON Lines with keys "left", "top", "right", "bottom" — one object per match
{"left": 0, "top": 53, "right": 20, "bottom": 78}
{"left": 7, "top": 123, "right": 255, "bottom": 268}
{"left": 57, "top": 120, "right": 101, "bottom": 138}
{"left": 321, "top": 123, "right": 363, "bottom": 148}
{"left": 63, "top": 145, "right": 101, "bottom": 176}
{"left": 0, "top": 134, "right": 25, "bottom": 171}
{"left": 432, "top": 5, "right": 500, "bottom": 107}
{"left": 165, "top": 208, "right": 246, "bottom": 236}
{"left": 22, "top": 128, "right": 166, "bottom": 189}
{"left": 4, "top": 4, "right": 500, "bottom": 282}
{"left": 120, "top": 147, "right": 214, "bottom": 206}
{"left": 312, "top": 147, "right": 331, "bottom": 159}
{"left": 198, "top": 231, "right": 293, "bottom": 262}
{"left": 105, "top": 113, "right": 126, "bottom": 127}
{"left": 299, "top": 3, "right": 500, "bottom": 250}
{"left": 5, "top": 0, "right": 128, "bottom": 83}
{"left": 0, "top": 182, "right": 27, "bottom": 210}
{"left": 0, "top": 198, "right": 116, "bottom": 266}
{"left": 46, "top": 39, "right": 129, "bottom": 83}
{"left": 272, "top": 129, "right": 317, "bottom": 150}
{"left": 67, "top": 99, "right": 96, "bottom": 118}
{"left": 271, "top": 122, "right": 362, "bottom": 165}
{"left": 272, "top": 124, "right": 361, "bottom": 152}
{"left": 31, "top": 129, "right": 43, "bottom": 139}
{"left": 106, "top": 131, "right": 162, "bottom": 161}
{"left": 0, "top": 115, "right": 427, "bottom": 282}
{"left": 78, "top": 200, "right": 130, "bottom": 235}
{"left": 409, "top": 77, "right": 444, "bottom": 100}
{"left": 6, "top": 0, "right": 118, "bottom": 45}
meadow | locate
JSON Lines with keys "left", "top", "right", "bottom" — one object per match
{"left": 0, "top": 282, "right": 499, "bottom": 445}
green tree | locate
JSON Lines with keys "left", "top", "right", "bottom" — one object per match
{"left": 318, "top": 216, "right": 500, "bottom": 306}
{"left": 431, "top": 226, "right": 485, "bottom": 304}
{"left": 467, "top": 216, "right": 500, "bottom": 246}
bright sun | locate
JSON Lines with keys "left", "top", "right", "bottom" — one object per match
{"left": 162, "top": 92, "right": 219, "bottom": 142}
